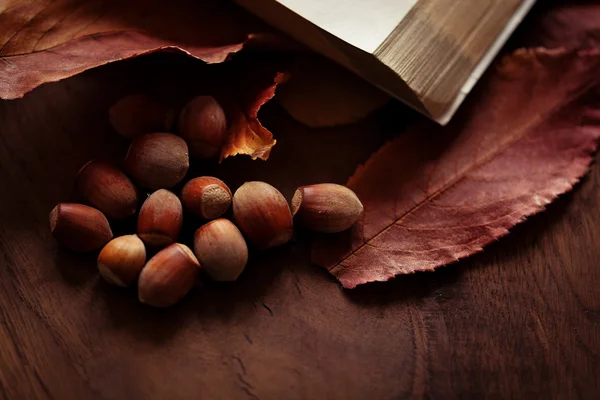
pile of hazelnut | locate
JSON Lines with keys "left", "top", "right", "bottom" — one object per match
{"left": 49, "top": 95, "right": 363, "bottom": 307}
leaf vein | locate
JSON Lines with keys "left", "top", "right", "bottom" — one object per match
{"left": 336, "top": 74, "right": 598, "bottom": 268}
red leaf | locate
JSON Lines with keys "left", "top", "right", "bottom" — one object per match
{"left": 0, "top": 0, "right": 270, "bottom": 99}
{"left": 529, "top": 1, "right": 600, "bottom": 49}
{"left": 0, "top": 0, "right": 291, "bottom": 160}
{"left": 312, "top": 48, "right": 600, "bottom": 289}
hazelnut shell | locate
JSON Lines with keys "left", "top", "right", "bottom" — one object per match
{"left": 232, "top": 181, "right": 293, "bottom": 250}
{"left": 49, "top": 203, "right": 113, "bottom": 252}
{"left": 178, "top": 96, "right": 227, "bottom": 159}
{"left": 181, "top": 176, "right": 232, "bottom": 219}
{"left": 193, "top": 219, "right": 248, "bottom": 281}
{"left": 137, "top": 189, "right": 183, "bottom": 249}
{"left": 124, "top": 132, "right": 189, "bottom": 190}
{"left": 138, "top": 243, "right": 200, "bottom": 307}
{"left": 75, "top": 160, "right": 138, "bottom": 220}
{"left": 97, "top": 235, "right": 146, "bottom": 287}
{"left": 291, "top": 183, "right": 363, "bottom": 233}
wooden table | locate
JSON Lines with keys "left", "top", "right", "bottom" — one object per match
{"left": 0, "top": 52, "right": 599, "bottom": 399}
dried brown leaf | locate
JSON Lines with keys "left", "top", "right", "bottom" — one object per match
{"left": 0, "top": 0, "right": 270, "bottom": 99}
{"left": 312, "top": 48, "right": 600, "bottom": 289}
{"left": 0, "top": 0, "right": 292, "bottom": 160}
{"left": 221, "top": 71, "right": 288, "bottom": 161}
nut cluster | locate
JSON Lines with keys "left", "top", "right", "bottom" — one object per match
{"left": 49, "top": 94, "right": 364, "bottom": 308}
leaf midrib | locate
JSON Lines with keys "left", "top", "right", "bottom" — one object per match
{"left": 330, "top": 73, "right": 596, "bottom": 272}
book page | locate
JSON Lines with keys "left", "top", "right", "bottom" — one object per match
{"left": 375, "top": 0, "right": 531, "bottom": 121}
{"left": 277, "top": 0, "right": 418, "bottom": 53}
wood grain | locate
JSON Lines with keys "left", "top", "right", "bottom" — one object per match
{"left": 0, "top": 54, "right": 599, "bottom": 399}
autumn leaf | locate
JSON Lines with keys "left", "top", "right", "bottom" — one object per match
{"left": 527, "top": 1, "right": 600, "bottom": 49}
{"left": 215, "top": 59, "right": 291, "bottom": 161}
{"left": 312, "top": 48, "right": 600, "bottom": 289}
{"left": 0, "top": 0, "right": 271, "bottom": 98}
{"left": 0, "top": 0, "right": 291, "bottom": 160}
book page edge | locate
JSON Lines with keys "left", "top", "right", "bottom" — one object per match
{"left": 433, "top": 0, "right": 538, "bottom": 125}
{"left": 236, "top": 0, "right": 430, "bottom": 118}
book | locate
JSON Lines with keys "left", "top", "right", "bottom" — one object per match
{"left": 236, "top": 0, "right": 537, "bottom": 125}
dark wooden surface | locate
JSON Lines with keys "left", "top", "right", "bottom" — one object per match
{"left": 0, "top": 53, "right": 599, "bottom": 400}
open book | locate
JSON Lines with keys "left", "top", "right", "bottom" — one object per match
{"left": 236, "top": 0, "right": 537, "bottom": 125}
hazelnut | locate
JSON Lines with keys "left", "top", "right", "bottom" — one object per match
{"left": 138, "top": 243, "right": 200, "bottom": 307}
{"left": 291, "top": 183, "right": 363, "bottom": 233}
{"left": 178, "top": 96, "right": 227, "bottom": 158}
{"left": 97, "top": 235, "right": 146, "bottom": 287}
{"left": 124, "top": 132, "right": 189, "bottom": 190}
{"left": 75, "top": 160, "right": 138, "bottom": 220}
{"left": 193, "top": 219, "right": 248, "bottom": 281}
{"left": 137, "top": 189, "right": 183, "bottom": 249}
{"left": 49, "top": 203, "right": 113, "bottom": 252}
{"left": 109, "top": 94, "right": 174, "bottom": 138}
{"left": 232, "top": 181, "right": 293, "bottom": 249}
{"left": 181, "top": 177, "right": 231, "bottom": 219}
